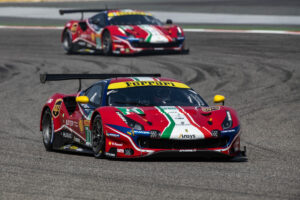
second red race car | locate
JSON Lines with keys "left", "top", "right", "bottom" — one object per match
{"left": 59, "top": 9, "right": 188, "bottom": 55}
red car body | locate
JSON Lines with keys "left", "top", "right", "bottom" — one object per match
{"left": 40, "top": 74, "right": 246, "bottom": 160}
{"left": 60, "top": 9, "right": 187, "bottom": 55}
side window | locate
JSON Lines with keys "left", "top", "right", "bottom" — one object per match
{"left": 84, "top": 83, "right": 103, "bottom": 107}
{"left": 90, "top": 13, "right": 106, "bottom": 28}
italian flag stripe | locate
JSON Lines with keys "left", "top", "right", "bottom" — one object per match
{"left": 177, "top": 106, "right": 212, "bottom": 138}
{"left": 156, "top": 106, "right": 175, "bottom": 138}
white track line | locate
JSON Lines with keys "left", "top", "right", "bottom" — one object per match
{"left": 0, "top": 25, "right": 299, "bottom": 36}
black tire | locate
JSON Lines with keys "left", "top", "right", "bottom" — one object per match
{"left": 92, "top": 115, "right": 105, "bottom": 158}
{"left": 102, "top": 31, "right": 112, "bottom": 55}
{"left": 42, "top": 108, "right": 54, "bottom": 151}
{"left": 62, "top": 30, "right": 74, "bottom": 54}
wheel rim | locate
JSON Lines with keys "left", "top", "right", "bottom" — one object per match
{"left": 92, "top": 118, "right": 104, "bottom": 154}
{"left": 103, "top": 34, "right": 110, "bottom": 53}
{"left": 42, "top": 114, "right": 52, "bottom": 145}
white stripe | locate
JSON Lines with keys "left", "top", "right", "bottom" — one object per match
{"left": 54, "top": 125, "right": 86, "bottom": 142}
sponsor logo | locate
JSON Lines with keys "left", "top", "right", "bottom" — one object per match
{"left": 66, "top": 120, "right": 78, "bottom": 128}
{"left": 105, "top": 152, "right": 116, "bottom": 157}
{"left": 62, "top": 132, "right": 72, "bottom": 139}
{"left": 178, "top": 133, "right": 196, "bottom": 139}
{"left": 211, "top": 130, "right": 220, "bottom": 137}
{"left": 126, "top": 81, "right": 175, "bottom": 87}
{"left": 117, "top": 149, "right": 124, "bottom": 153}
{"left": 52, "top": 99, "right": 63, "bottom": 118}
{"left": 106, "top": 133, "right": 120, "bottom": 138}
{"left": 108, "top": 141, "right": 123, "bottom": 147}
{"left": 71, "top": 23, "right": 78, "bottom": 34}
{"left": 202, "top": 106, "right": 220, "bottom": 112}
{"left": 79, "top": 120, "right": 84, "bottom": 132}
{"left": 179, "top": 149, "right": 196, "bottom": 152}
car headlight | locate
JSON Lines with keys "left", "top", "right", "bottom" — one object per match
{"left": 222, "top": 111, "right": 232, "bottom": 130}
{"left": 117, "top": 112, "right": 144, "bottom": 130}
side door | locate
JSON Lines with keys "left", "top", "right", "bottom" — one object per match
{"left": 79, "top": 82, "right": 104, "bottom": 146}
{"left": 88, "top": 13, "right": 107, "bottom": 49}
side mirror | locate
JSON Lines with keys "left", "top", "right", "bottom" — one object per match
{"left": 213, "top": 95, "right": 225, "bottom": 105}
{"left": 166, "top": 19, "right": 173, "bottom": 25}
{"left": 76, "top": 96, "right": 89, "bottom": 104}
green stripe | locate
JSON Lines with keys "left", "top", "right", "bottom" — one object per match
{"left": 145, "top": 33, "right": 152, "bottom": 42}
{"left": 132, "top": 77, "right": 140, "bottom": 81}
{"left": 156, "top": 107, "right": 175, "bottom": 139}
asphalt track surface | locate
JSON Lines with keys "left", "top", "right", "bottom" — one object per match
{"left": 0, "top": 27, "right": 299, "bottom": 199}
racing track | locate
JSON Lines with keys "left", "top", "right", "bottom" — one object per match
{"left": 0, "top": 29, "right": 299, "bottom": 199}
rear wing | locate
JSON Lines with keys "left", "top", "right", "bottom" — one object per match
{"left": 59, "top": 9, "right": 114, "bottom": 20}
{"left": 40, "top": 73, "right": 161, "bottom": 91}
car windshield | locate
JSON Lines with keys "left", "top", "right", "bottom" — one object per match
{"left": 107, "top": 86, "right": 208, "bottom": 107}
{"left": 109, "top": 15, "right": 162, "bottom": 25}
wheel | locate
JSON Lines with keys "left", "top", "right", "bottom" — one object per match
{"left": 42, "top": 108, "right": 54, "bottom": 151}
{"left": 92, "top": 115, "right": 105, "bottom": 158}
{"left": 62, "top": 30, "right": 74, "bottom": 54}
{"left": 102, "top": 31, "right": 112, "bottom": 55}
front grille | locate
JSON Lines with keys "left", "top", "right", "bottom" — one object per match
{"left": 138, "top": 137, "right": 229, "bottom": 149}
{"left": 130, "top": 41, "right": 181, "bottom": 48}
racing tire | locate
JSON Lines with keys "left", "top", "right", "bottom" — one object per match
{"left": 62, "top": 30, "right": 75, "bottom": 54}
{"left": 92, "top": 115, "right": 106, "bottom": 158}
{"left": 102, "top": 31, "right": 112, "bottom": 55}
{"left": 42, "top": 108, "right": 54, "bottom": 151}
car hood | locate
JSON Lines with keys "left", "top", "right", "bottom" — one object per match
{"left": 115, "top": 25, "right": 175, "bottom": 43}
{"left": 113, "top": 106, "right": 237, "bottom": 140}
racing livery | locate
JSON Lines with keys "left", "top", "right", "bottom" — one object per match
{"left": 60, "top": 9, "right": 188, "bottom": 55}
{"left": 40, "top": 74, "right": 246, "bottom": 160}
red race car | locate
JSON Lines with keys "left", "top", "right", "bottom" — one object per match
{"left": 59, "top": 9, "right": 188, "bottom": 55}
{"left": 40, "top": 74, "right": 246, "bottom": 160}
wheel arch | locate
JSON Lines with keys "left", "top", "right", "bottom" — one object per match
{"left": 90, "top": 111, "right": 101, "bottom": 130}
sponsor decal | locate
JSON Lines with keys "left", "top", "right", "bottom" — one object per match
{"left": 179, "top": 149, "right": 196, "bottom": 152}
{"left": 108, "top": 10, "right": 151, "bottom": 19}
{"left": 79, "top": 120, "right": 84, "bottom": 132}
{"left": 117, "top": 149, "right": 124, "bottom": 153}
{"left": 108, "top": 81, "right": 190, "bottom": 89}
{"left": 85, "top": 127, "right": 92, "bottom": 144}
{"left": 108, "top": 141, "right": 123, "bottom": 147}
{"left": 106, "top": 133, "right": 120, "bottom": 138}
{"left": 71, "top": 23, "right": 78, "bottom": 34}
{"left": 62, "top": 131, "right": 72, "bottom": 139}
{"left": 211, "top": 130, "right": 220, "bottom": 137}
{"left": 52, "top": 99, "right": 63, "bottom": 118}
{"left": 84, "top": 120, "right": 90, "bottom": 126}
{"left": 105, "top": 152, "right": 116, "bottom": 157}
{"left": 178, "top": 133, "right": 196, "bottom": 139}
{"left": 66, "top": 120, "right": 78, "bottom": 128}
{"left": 202, "top": 106, "right": 220, "bottom": 112}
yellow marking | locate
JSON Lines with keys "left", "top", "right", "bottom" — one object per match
{"left": 108, "top": 81, "right": 190, "bottom": 89}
